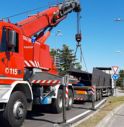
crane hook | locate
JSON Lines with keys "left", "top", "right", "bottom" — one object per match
{"left": 75, "top": 33, "right": 82, "bottom": 45}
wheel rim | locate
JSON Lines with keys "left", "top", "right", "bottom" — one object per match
{"left": 58, "top": 96, "right": 62, "bottom": 108}
{"left": 13, "top": 100, "right": 25, "bottom": 120}
{"left": 69, "top": 96, "right": 73, "bottom": 106}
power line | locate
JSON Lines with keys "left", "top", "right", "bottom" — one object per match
{"left": 1, "top": 1, "right": 58, "bottom": 20}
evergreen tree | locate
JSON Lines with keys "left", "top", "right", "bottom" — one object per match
{"left": 50, "top": 44, "right": 82, "bottom": 75}
{"left": 75, "top": 62, "right": 82, "bottom": 70}
{"left": 50, "top": 49, "right": 57, "bottom": 57}
{"left": 59, "top": 44, "right": 80, "bottom": 75}
{"left": 116, "top": 70, "right": 124, "bottom": 87}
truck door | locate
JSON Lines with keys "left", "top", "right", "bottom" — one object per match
{"left": 0, "top": 27, "right": 24, "bottom": 84}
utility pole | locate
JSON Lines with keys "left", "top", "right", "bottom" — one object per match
{"left": 54, "top": 30, "right": 62, "bottom": 69}
{"left": 114, "top": 80, "right": 117, "bottom": 96}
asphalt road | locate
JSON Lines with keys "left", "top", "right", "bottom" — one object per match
{"left": 22, "top": 100, "right": 103, "bottom": 127}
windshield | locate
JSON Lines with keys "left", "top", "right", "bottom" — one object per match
{"left": 0, "top": 28, "right": 8, "bottom": 52}
{"left": 0, "top": 28, "right": 19, "bottom": 52}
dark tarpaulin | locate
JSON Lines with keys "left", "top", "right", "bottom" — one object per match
{"left": 68, "top": 67, "right": 112, "bottom": 88}
{"left": 92, "top": 68, "right": 111, "bottom": 87}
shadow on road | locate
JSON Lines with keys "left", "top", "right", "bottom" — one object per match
{"left": 73, "top": 101, "right": 93, "bottom": 110}
{"left": 72, "top": 106, "right": 92, "bottom": 110}
{"left": 27, "top": 113, "right": 57, "bottom": 124}
{"left": 26, "top": 105, "right": 60, "bottom": 124}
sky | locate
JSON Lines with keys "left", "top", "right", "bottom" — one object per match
{"left": 0, "top": 0, "right": 124, "bottom": 72}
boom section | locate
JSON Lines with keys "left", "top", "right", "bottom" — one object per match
{"left": 17, "top": 0, "right": 81, "bottom": 37}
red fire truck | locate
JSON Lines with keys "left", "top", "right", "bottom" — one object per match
{"left": 0, "top": 0, "right": 81, "bottom": 127}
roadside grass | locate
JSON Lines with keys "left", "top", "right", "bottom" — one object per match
{"left": 76, "top": 96, "right": 124, "bottom": 127}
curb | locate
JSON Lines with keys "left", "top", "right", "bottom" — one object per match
{"left": 95, "top": 103, "right": 124, "bottom": 127}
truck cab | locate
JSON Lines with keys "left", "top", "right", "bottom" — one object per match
{"left": 0, "top": 22, "right": 24, "bottom": 85}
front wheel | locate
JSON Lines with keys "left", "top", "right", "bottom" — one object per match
{"left": 2, "top": 91, "right": 27, "bottom": 127}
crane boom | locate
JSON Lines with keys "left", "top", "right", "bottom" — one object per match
{"left": 17, "top": 0, "right": 81, "bottom": 37}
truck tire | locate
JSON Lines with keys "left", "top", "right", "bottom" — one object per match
{"left": 110, "top": 88, "right": 114, "bottom": 96}
{"left": 2, "top": 91, "right": 27, "bottom": 127}
{"left": 67, "top": 89, "right": 73, "bottom": 110}
{"left": 94, "top": 92, "right": 97, "bottom": 101}
{"left": 107, "top": 89, "right": 110, "bottom": 97}
{"left": 52, "top": 89, "right": 63, "bottom": 113}
{"left": 96, "top": 90, "right": 99, "bottom": 101}
{"left": 98, "top": 90, "right": 101, "bottom": 100}
{"left": 99, "top": 89, "right": 102, "bottom": 100}
{"left": 96, "top": 90, "right": 101, "bottom": 101}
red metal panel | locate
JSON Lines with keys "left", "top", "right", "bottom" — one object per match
{"left": 33, "top": 42, "right": 40, "bottom": 67}
{"left": 23, "top": 40, "right": 33, "bottom": 62}
{"left": 39, "top": 44, "right": 52, "bottom": 70}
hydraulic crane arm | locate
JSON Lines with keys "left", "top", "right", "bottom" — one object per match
{"left": 17, "top": 0, "right": 81, "bottom": 37}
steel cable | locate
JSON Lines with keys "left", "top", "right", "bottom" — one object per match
{"left": 1, "top": 1, "right": 59, "bottom": 20}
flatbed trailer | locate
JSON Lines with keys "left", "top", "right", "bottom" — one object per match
{"left": 68, "top": 67, "right": 113, "bottom": 102}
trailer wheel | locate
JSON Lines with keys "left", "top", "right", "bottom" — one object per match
{"left": 96, "top": 90, "right": 99, "bottom": 101}
{"left": 108, "top": 89, "right": 111, "bottom": 96}
{"left": 2, "top": 91, "right": 27, "bottom": 127}
{"left": 52, "top": 89, "right": 63, "bottom": 113}
{"left": 98, "top": 90, "right": 101, "bottom": 100}
{"left": 67, "top": 89, "right": 73, "bottom": 110}
{"left": 110, "top": 88, "right": 114, "bottom": 96}
{"left": 99, "top": 90, "right": 102, "bottom": 100}
{"left": 96, "top": 90, "right": 101, "bottom": 101}
{"left": 107, "top": 89, "right": 110, "bottom": 97}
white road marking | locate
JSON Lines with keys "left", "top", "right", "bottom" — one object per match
{"left": 67, "top": 110, "right": 91, "bottom": 123}
{"left": 67, "top": 98, "right": 106, "bottom": 123}
{"left": 95, "top": 98, "right": 106, "bottom": 109}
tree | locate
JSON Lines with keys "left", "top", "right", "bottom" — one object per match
{"left": 75, "top": 62, "right": 82, "bottom": 70}
{"left": 116, "top": 70, "right": 124, "bottom": 87}
{"left": 59, "top": 44, "right": 81, "bottom": 75}
{"left": 50, "top": 49, "right": 57, "bottom": 57}
{"left": 50, "top": 48, "right": 61, "bottom": 69}
{"left": 50, "top": 44, "right": 82, "bottom": 75}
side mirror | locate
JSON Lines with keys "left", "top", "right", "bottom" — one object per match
{"left": 8, "top": 30, "right": 17, "bottom": 48}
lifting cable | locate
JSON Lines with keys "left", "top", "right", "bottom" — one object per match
{"left": 74, "top": 11, "right": 91, "bottom": 82}
{"left": 75, "top": 11, "right": 83, "bottom": 63}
